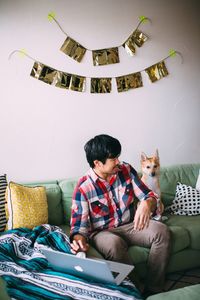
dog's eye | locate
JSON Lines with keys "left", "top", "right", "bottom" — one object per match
{"left": 154, "top": 165, "right": 157, "bottom": 168}
{"left": 146, "top": 166, "right": 150, "bottom": 169}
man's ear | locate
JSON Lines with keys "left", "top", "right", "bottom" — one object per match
{"left": 93, "top": 160, "right": 101, "bottom": 168}
{"left": 141, "top": 152, "right": 147, "bottom": 161}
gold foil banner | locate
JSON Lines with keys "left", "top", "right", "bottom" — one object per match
{"left": 91, "top": 78, "right": 112, "bottom": 93}
{"left": 60, "top": 37, "right": 86, "bottom": 62}
{"left": 92, "top": 47, "right": 119, "bottom": 66}
{"left": 145, "top": 61, "right": 169, "bottom": 82}
{"left": 116, "top": 72, "right": 143, "bottom": 92}
{"left": 30, "top": 62, "right": 86, "bottom": 92}
{"left": 48, "top": 14, "right": 151, "bottom": 65}
{"left": 29, "top": 60, "right": 171, "bottom": 93}
{"left": 123, "top": 30, "right": 148, "bottom": 56}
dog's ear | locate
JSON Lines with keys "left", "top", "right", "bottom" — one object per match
{"left": 141, "top": 152, "right": 147, "bottom": 161}
{"left": 155, "top": 149, "right": 159, "bottom": 159}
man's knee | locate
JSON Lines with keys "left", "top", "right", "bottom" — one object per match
{"left": 93, "top": 233, "right": 129, "bottom": 262}
{"left": 152, "top": 221, "right": 171, "bottom": 246}
{"left": 109, "top": 234, "right": 128, "bottom": 252}
{"left": 107, "top": 235, "right": 132, "bottom": 263}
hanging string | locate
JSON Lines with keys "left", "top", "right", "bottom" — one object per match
{"left": 8, "top": 49, "right": 183, "bottom": 79}
{"left": 165, "top": 49, "right": 184, "bottom": 64}
{"left": 8, "top": 49, "right": 38, "bottom": 62}
{"left": 135, "top": 16, "right": 152, "bottom": 31}
{"left": 48, "top": 13, "right": 68, "bottom": 36}
{"left": 47, "top": 13, "right": 151, "bottom": 51}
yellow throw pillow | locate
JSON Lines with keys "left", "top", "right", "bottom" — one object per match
{"left": 6, "top": 182, "right": 48, "bottom": 230}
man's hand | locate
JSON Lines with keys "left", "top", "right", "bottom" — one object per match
{"left": 70, "top": 234, "right": 89, "bottom": 254}
{"left": 134, "top": 198, "right": 156, "bottom": 230}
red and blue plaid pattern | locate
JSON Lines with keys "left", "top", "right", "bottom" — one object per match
{"left": 70, "top": 162, "right": 157, "bottom": 239}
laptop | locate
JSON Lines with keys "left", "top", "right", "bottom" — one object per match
{"left": 42, "top": 248, "right": 134, "bottom": 285}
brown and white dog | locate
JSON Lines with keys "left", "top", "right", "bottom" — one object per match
{"left": 140, "top": 150, "right": 164, "bottom": 220}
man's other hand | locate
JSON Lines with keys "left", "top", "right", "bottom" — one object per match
{"left": 134, "top": 198, "right": 156, "bottom": 230}
{"left": 70, "top": 234, "right": 89, "bottom": 253}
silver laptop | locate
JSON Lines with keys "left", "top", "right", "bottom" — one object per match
{"left": 42, "top": 248, "right": 134, "bottom": 285}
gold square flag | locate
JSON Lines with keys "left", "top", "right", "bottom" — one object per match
{"left": 91, "top": 78, "right": 112, "bottom": 93}
{"left": 133, "top": 30, "right": 148, "bottom": 47}
{"left": 123, "top": 30, "right": 148, "bottom": 56}
{"left": 60, "top": 37, "right": 86, "bottom": 62}
{"left": 55, "top": 72, "right": 72, "bottom": 89}
{"left": 122, "top": 37, "right": 136, "bottom": 56}
{"left": 70, "top": 74, "right": 86, "bottom": 92}
{"left": 55, "top": 72, "right": 86, "bottom": 92}
{"left": 92, "top": 47, "right": 119, "bottom": 66}
{"left": 30, "top": 62, "right": 59, "bottom": 85}
{"left": 145, "top": 61, "right": 169, "bottom": 82}
{"left": 30, "top": 62, "right": 44, "bottom": 79}
{"left": 116, "top": 72, "right": 143, "bottom": 92}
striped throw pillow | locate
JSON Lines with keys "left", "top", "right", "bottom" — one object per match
{"left": 0, "top": 174, "right": 7, "bottom": 232}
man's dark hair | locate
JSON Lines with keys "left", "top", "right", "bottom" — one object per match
{"left": 84, "top": 134, "right": 121, "bottom": 168}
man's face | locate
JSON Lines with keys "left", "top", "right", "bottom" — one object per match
{"left": 95, "top": 157, "right": 121, "bottom": 176}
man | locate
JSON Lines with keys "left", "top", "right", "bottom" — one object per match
{"left": 70, "top": 134, "right": 171, "bottom": 294}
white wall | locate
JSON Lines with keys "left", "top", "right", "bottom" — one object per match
{"left": 0, "top": 0, "right": 200, "bottom": 182}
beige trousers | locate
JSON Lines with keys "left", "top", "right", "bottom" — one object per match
{"left": 90, "top": 220, "right": 171, "bottom": 292}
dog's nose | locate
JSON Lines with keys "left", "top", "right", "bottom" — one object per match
{"left": 151, "top": 172, "right": 155, "bottom": 177}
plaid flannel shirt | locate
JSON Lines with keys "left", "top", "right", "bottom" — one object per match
{"left": 70, "top": 162, "right": 157, "bottom": 239}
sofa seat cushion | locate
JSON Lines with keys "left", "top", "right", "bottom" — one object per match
{"left": 165, "top": 214, "right": 200, "bottom": 250}
{"left": 147, "top": 284, "right": 200, "bottom": 300}
{"left": 128, "top": 245, "right": 149, "bottom": 264}
{"left": 127, "top": 225, "right": 190, "bottom": 266}
{"left": 168, "top": 225, "right": 190, "bottom": 253}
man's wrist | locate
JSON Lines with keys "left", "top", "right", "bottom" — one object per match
{"left": 74, "top": 234, "right": 86, "bottom": 241}
{"left": 71, "top": 233, "right": 88, "bottom": 243}
{"left": 146, "top": 197, "right": 157, "bottom": 212}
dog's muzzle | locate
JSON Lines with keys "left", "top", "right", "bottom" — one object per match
{"left": 151, "top": 172, "right": 156, "bottom": 177}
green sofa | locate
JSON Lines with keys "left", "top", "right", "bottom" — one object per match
{"left": 0, "top": 163, "right": 200, "bottom": 299}
{"left": 59, "top": 163, "right": 200, "bottom": 279}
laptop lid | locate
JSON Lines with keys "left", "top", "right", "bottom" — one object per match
{"left": 42, "top": 248, "right": 134, "bottom": 285}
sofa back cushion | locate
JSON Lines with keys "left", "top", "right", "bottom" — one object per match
{"left": 160, "top": 163, "right": 200, "bottom": 207}
{"left": 59, "top": 178, "right": 78, "bottom": 225}
{"left": 24, "top": 182, "right": 64, "bottom": 226}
